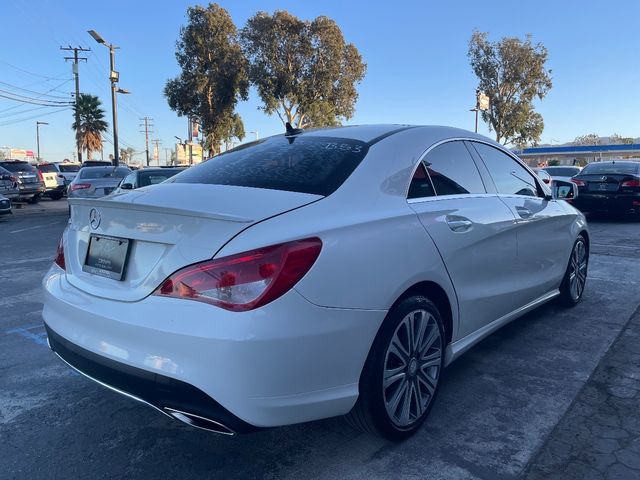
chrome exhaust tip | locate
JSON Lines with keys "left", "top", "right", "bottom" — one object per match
{"left": 164, "top": 407, "right": 236, "bottom": 436}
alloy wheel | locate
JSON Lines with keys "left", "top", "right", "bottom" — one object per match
{"left": 569, "top": 239, "right": 588, "bottom": 301}
{"left": 383, "top": 309, "right": 442, "bottom": 428}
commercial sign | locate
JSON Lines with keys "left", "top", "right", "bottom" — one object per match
{"left": 175, "top": 142, "right": 203, "bottom": 165}
{"left": 10, "top": 148, "right": 34, "bottom": 158}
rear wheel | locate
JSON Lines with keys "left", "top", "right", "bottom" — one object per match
{"left": 347, "top": 296, "right": 445, "bottom": 440}
{"left": 558, "top": 236, "right": 588, "bottom": 307}
{"left": 28, "top": 194, "right": 40, "bottom": 204}
{"left": 50, "top": 191, "right": 63, "bottom": 201}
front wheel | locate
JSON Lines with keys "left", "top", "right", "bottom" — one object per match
{"left": 347, "top": 296, "right": 445, "bottom": 440}
{"left": 558, "top": 236, "right": 589, "bottom": 307}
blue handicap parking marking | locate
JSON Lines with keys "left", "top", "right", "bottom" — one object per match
{"left": 5, "top": 324, "right": 49, "bottom": 346}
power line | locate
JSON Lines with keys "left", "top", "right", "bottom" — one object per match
{"left": 0, "top": 106, "right": 70, "bottom": 127}
{"left": 0, "top": 79, "right": 73, "bottom": 114}
{"left": 0, "top": 81, "right": 71, "bottom": 100}
{"left": 0, "top": 92, "right": 73, "bottom": 106}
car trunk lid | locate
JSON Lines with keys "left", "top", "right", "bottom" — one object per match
{"left": 65, "top": 183, "right": 321, "bottom": 301}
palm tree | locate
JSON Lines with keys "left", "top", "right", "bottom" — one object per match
{"left": 72, "top": 94, "right": 108, "bottom": 160}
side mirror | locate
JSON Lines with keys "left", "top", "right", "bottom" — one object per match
{"left": 551, "top": 180, "right": 578, "bottom": 200}
{"left": 120, "top": 183, "right": 133, "bottom": 190}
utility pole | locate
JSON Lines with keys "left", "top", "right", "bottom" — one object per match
{"left": 140, "top": 117, "right": 153, "bottom": 166}
{"left": 152, "top": 139, "right": 161, "bottom": 166}
{"left": 61, "top": 45, "right": 90, "bottom": 163}
{"left": 36, "top": 121, "right": 49, "bottom": 161}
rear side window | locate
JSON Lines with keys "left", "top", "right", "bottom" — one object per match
{"left": 139, "top": 171, "right": 179, "bottom": 187}
{"left": 408, "top": 163, "right": 436, "bottom": 199}
{"left": 79, "top": 167, "right": 130, "bottom": 179}
{"left": 59, "top": 164, "right": 80, "bottom": 172}
{"left": 473, "top": 143, "right": 539, "bottom": 197}
{"left": 415, "top": 141, "right": 486, "bottom": 197}
{"left": 170, "top": 136, "right": 369, "bottom": 196}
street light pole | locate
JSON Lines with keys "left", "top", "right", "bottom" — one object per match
{"left": 36, "top": 121, "right": 48, "bottom": 162}
{"left": 88, "top": 30, "right": 130, "bottom": 167}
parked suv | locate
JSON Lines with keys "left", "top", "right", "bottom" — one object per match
{"left": 0, "top": 160, "right": 44, "bottom": 202}
{"left": 36, "top": 163, "right": 66, "bottom": 200}
{"left": 0, "top": 165, "right": 19, "bottom": 200}
{"left": 55, "top": 162, "right": 81, "bottom": 188}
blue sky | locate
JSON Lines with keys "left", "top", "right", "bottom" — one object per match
{"left": 1, "top": 0, "right": 639, "bottom": 163}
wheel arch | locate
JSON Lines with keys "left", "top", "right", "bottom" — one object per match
{"left": 390, "top": 281, "right": 454, "bottom": 346}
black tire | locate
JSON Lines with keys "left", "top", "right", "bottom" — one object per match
{"left": 346, "top": 295, "right": 445, "bottom": 440}
{"left": 50, "top": 191, "right": 63, "bottom": 201}
{"left": 558, "top": 235, "right": 589, "bottom": 307}
{"left": 28, "top": 194, "right": 39, "bottom": 204}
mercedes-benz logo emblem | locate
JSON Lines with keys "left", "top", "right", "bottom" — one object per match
{"left": 89, "top": 208, "right": 101, "bottom": 230}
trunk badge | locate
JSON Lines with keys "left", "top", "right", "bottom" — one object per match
{"left": 89, "top": 208, "right": 101, "bottom": 230}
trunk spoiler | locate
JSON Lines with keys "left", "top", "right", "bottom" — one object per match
{"left": 68, "top": 197, "right": 253, "bottom": 224}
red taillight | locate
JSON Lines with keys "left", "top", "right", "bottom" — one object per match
{"left": 621, "top": 179, "right": 640, "bottom": 187}
{"left": 572, "top": 178, "right": 586, "bottom": 187}
{"left": 154, "top": 238, "right": 322, "bottom": 311}
{"left": 37, "top": 170, "right": 44, "bottom": 182}
{"left": 54, "top": 237, "right": 65, "bottom": 270}
{"left": 69, "top": 183, "right": 91, "bottom": 191}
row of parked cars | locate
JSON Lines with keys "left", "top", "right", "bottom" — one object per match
{"left": 533, "top": 162, "right": 640, "bottom": 218}
{"left": 0, "top": 158, "right": 187, "bottom": 218}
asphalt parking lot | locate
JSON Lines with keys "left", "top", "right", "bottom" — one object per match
{"left": 1, "top": 211, "right": 639, "bottom": 480}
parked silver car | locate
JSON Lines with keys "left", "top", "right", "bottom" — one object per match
{"left": 67, "top": 166, "right": 130, "bottom": 199}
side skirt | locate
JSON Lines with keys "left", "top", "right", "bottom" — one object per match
{"left": 444, "top": 289, "right": 560, "bottom": 366}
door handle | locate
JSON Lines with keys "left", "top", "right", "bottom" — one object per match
{"left": 445, "top": 216, "right": 473, "bottom": 232}
{"left": 516, "top": 206, "right": 533, "bottom": 219}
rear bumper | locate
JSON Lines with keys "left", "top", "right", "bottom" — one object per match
{"left": 17, "top": 183, "right": 44, "bottom": 199}
{"left": 45, "top": 185, "right": 65, "bottom": 193}
{"left": 42, "top": 267, "right": 385, "bottom": 428}
{"left": 573, "top": 192, "right": 640, "bottom": 214}
{"left": 45, "top": 323, "right": 257, "bottom": 434}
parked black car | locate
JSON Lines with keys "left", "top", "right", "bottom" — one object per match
{"left": 571, "top": 161, "right": 640, "bottom": 217}
{"left": 114, "top": 167, "right": 186, "bottom": 193}
{"left": 0, "top": 160, "right": 45, "bottom": 203}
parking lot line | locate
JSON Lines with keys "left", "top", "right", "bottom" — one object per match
{"left": 8, "top": 220, "right": 63, "bottom": 234}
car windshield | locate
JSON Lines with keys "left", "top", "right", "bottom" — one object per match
{"left": 170, "top": 135, "right": 370, "bottom": 196}
{"left": 37, "top": 164, "right": 58, "bottom": 173}
{"left": 78, "top": 166, "right": 130, "bottom": 179}
{"left": 581, "top": 163, "right": 639, "bottom": 175}
{"left": 138, "top": 169, "right": 182, "bottom": 187}
{"left": 543, "top": 167, "right": 581, "bottom": 176}
{"left": 0, "top": 162, "right": 35, "bottom": 173}
{"left": 59, "top": 164, "right": 80, "bottom": 172}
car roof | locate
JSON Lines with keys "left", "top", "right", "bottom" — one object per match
{"left": 285, "top": 124, "right": 490, "bottom": 145}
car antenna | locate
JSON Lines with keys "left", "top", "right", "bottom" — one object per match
{"left": 285, "top": 122, "right": 303, "bottom": 136}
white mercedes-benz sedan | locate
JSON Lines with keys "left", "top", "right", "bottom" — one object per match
{"left": 42, "top": 125, "right": 589, "bottom": 440}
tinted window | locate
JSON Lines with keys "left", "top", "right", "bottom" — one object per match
{"left": 59, "top": 164, "right": 80, "bottom": 172}
{"left": 79, "top": 167, "right": 130, "bottom": 179}
{"left": 581, "top": 163, "right": 639, "bottom": 175}
{"left": 423, "top": 141, "right": 485, "bottom": 196}
{"left": 542, "top": 166, "right": 581, "bottom": 177}
{"left": 473, "top": 143, "right": 538, "bottom": 197}
{"left": 121, "top": 172, "right": 136, "bottom": 186}
{"left": 138, "top": 169, "right": 182, "bottom": 187}
{"left": 0, "top": 162, "right": 35, "bottom": 173}
{"left": 170, "top": 136, "right": 369, "bottom": 196}
{"left": 37, "top": 164, "right": 58, "bottom": 173}
{"left": 408, "top": 163, "right": 436, "bottom": 199}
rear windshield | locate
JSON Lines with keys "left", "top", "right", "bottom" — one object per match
{"left": 543, "top": 167, "right": 581, "bottom": 176}
{"left": 169, "top": 135, "right": 370, "bottom": 196}
{"left": 59, "top": 164, "right": 80, "bottom": 172}
{"left": 0, "top": 162, "right": 35, "bottom": 173}
{"left": 581, "top": 163, "right": 639, "bottom": 175}
{"left": 37, "top": 164, "right": 58, "bottom": 173}
{"left": 78, "top": 166, "right": 130, "bottom": 179}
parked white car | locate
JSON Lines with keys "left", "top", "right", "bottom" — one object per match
{"left": 43, "top": 125, "right": 589, "bottom": 440}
